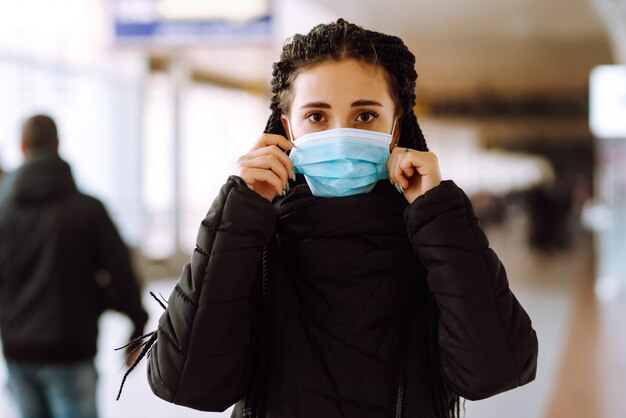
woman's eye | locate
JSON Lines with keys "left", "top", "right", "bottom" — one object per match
{"left": 356, "top": 111, "right": 377, "bottom": 123}
{"left": 306, "top": 112, "right": 326, "bottom": 123}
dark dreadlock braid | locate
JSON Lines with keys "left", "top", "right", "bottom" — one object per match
{"left": 116, "top": 292, "right": 167, "bottom": 401}
{"left": 242, "top": 260, "right": 262, "bottom": 417}
{"left": 263, "top": 18, "right": 428, "bottom": 153}
{"left": 242, "top": 247, "right": 272, "bottom": 418}
{"left": 259, "top": 18, "right": 461, "bottom": 418}
{"left": 426, "top": 291, "right": 463, "bottom": 418}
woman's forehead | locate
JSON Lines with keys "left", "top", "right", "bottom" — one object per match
{"left": 290, "top": 59, "right": 394, "bottom": 109}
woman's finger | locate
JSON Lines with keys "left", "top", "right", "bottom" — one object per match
{"left": 251, "top": 133, "right": 295, "bottom": 152}
{"left": 388, "top": 148, "right": 409, "bottom": 189}
{"left": 386, "top": 151, "right": 400, "bottom": 187}
{"left": 239, "top": 154, "right": 290, "bottom": 186}
{"left": 239, "top": 145, "right": 294, "bottom": 178}
{"left": 399, "top": 157, "right": 416, "bottom": 179}
{"left": 388, "top": 148, "right": 443, "bottom": 200}
{"left": 239, "top": 167, "right": 285, "bottom": 196}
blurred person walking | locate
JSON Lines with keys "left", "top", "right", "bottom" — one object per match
{"left": 0, "top": 114, "right": 148, "bottom": 418}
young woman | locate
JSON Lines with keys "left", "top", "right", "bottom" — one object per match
{"left": 137, "top": 19, "right": 538, "bottom": 418}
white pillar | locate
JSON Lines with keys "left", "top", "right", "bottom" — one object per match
{"left": 170, "top": 55, "right": 189, "bottom": 257}
{"left": 589, "top": 1, "right": 626, "bottom": 298}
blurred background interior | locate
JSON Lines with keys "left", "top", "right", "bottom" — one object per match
{"left": 1, "top": 0, "right": 626, "bottom": 417}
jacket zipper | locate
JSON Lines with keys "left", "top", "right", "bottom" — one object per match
{"left": 394, "top": 351, "right": 407, "bottom": 418}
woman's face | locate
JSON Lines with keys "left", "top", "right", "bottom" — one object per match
{"left": 281, "top": 59, "right": 400, "bottom": 149}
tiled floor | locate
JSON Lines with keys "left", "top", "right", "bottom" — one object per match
{"left": 1, "top": 222, "right": 623, "bottom": 418}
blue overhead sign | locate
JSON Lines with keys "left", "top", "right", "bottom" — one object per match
{"left": 113, "top": 0, "right": 273, "bottom": 46}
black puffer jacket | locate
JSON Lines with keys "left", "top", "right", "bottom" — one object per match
{"left": 147, "top": 176, "right": 538, "bottom": 417}
{"left": 0, "top": 153, "right": 148, "bottom": 363}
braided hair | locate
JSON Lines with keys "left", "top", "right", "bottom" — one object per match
{"left": 257, "top": 18, "right": 461, "bottom": 418}
{"left": 263, "top": 18, "right": 428, "bottom": 153}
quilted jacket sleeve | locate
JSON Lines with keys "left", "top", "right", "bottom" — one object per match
{"left": 147, "top": 176, "right": 277, "bottom": 411}
{"left": 404, "top": 180, "right": 538, "bottom": 401}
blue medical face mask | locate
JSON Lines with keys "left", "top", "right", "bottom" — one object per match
{"left": 288, "top": 121, "right": 396, "bottom": 198}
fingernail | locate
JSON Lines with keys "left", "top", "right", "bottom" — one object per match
{"left": 289, "top": 140, "right": 298, "bottom": 149}
{"left": 399, "top": 184, "right": 405, "bottom": 194}
{"left": 282, "top": 188, "right": 287, "bottom": 196}
{"left": 291, "top": 169, "right": 296, "bottom": 180}
{"left": 394, "top": 183, "right": 402, "bottom": 194}
{"left": 285, "top": 182, "right": 290, "bottom": 192}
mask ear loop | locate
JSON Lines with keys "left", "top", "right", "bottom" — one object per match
{"left": 285, "top": 118, "right": 296, "bottom": 144}
{"left": 284, "top": 118, "right": 298, "bottom": 181}
{"left": 390, "top": 117, "right": 399, "bottom": 147}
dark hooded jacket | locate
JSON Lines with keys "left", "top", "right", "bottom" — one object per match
{"left": 146, "top": 175, "right": 538, "bottom": 417}
{"left": 0, "top": 152, "right": 148, "bottom": 363}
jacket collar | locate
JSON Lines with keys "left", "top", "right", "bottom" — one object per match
{"left": 274, "top": 180, "right": 407, "bottom": 239}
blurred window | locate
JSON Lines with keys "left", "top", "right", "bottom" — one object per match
{"left": 140, "top": 77, "right": 268, "bottom": 258}
{"left": 180, "top": 83, "right": 268, "bottom": 252}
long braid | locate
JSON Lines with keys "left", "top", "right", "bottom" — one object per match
{"left": 406, "top": 111, "right": 429, "bottom": 152}
{"left": 426, "top": 291, "right": 447, "bottom": 418}
{"left": 243, "top": 260, "right": 263, "bottom": 417}
{"left": 427, "top": 290, "right": 462, "bottom": 418}
{"left": 257, "top": 247, "right": 272, "bottom": 417}
{"left": 263, "top": 95, "right": 285, "bottom": 137}
{"left": 242, "top": 247, "right": 272, "bottom": 418}
{"left": 115, "top": 332, "right": 158, "bottom": 400}
{"left": 367, "top": 33, "right": 428, "bottom": 152}
{"left": 116, "top": 292, "right": 167, "bottom": 401}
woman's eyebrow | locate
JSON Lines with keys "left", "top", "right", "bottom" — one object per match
{"left": 299, "top": 100, "right": 384, "bottom": 109}
{"left": 300, "top": 101, "right": 331, "bottom": 109}
{"left": 351, "top": 99, "right": 383, "bottom": 107}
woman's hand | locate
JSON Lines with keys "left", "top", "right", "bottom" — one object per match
{"left": 387, "top": 147, "right": 442, "bottom": 204}
{"left": 237, "top": 134, "right": 295, "bottom": 202}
